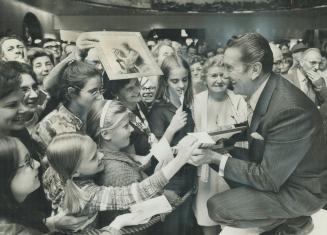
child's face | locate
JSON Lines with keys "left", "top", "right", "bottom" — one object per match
{"left": 76, "top": 139, "right": 104, "bottom": 176}
{"left": 109, "top": 117, "right": 133, "bottom": 150}
{"left": 74, "top": 75, "right": 103, "bottom": 111}
{"left": 167, "top": 67, "right": 189, "bottom": 98}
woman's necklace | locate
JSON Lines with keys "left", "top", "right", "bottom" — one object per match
{"left": 129, "top": 103, "right": 158, "bottom": 145}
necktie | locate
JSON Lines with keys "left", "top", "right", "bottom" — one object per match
{"left": 247, "top": 102, "right": 254, "bottom": 125}
{"left": 302, "top": 78, "right": 309, "bottom": 95}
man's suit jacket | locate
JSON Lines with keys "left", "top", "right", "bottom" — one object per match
{"left": 224, "top": 73, "right": 327, "bottom": 213}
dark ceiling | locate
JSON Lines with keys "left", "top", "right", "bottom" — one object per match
{"left": 18, "top": 0, "right": 327, "bottom": 15}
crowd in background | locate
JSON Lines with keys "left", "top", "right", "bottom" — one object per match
{"left": 0, "top": 30, "right": 326, "bottom": 235}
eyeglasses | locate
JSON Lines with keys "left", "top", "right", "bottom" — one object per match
{"left": 72, "top": 86, "right": 105, "bottom": 97}
{"left": 17, "top": 154, "right": 35, "bottom": 169}
{"left": 91, "top": 88, "right": 105, "bottom": 96}
{"left": 44, "top": 45, "right": 60, "bottom": 50}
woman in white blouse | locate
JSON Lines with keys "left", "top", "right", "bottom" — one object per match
{"left": 192, "top": 55, "right": 248, "bottom": 235}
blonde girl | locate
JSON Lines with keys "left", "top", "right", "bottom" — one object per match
{"left": 46, "top": 132, "right": 198, "bottom": 234}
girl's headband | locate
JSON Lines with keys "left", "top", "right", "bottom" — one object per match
{"left": 100, "top": 100, "right": 112, "bottom": 128}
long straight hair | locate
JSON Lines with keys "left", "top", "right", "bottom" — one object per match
{"left": 156, "top": 54, "right": 193, "bottom": 106}
{"left": 46, "top": 133, "right": 91, "bottom": 214}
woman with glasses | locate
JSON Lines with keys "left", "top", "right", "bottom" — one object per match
{"left": 33, "top": 60, "right": 104, "bottom": 152}
{"left": 0, "top": 136, "right": 51, "bottom": 234}
{"left": 0, "top": 136, "right": 143, "bottom": 235}
{"left": 0, "top": 61, "right": 90, "bottom": 233}
{"left": 139, "top": 76, "right": 160, "bottom": 115}
{"left": 32, "top": 61, "right": 104, "bottom": 213}
{"left": 7, "top": 62, "right": 45, "bottom": 134}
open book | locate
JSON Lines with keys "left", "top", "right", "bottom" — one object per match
{"left": 188, "top": 125, "right": 247, "bottom": 150}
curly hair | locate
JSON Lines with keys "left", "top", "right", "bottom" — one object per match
{"left": 0, "top": 61, "right": 21, "bottom": 99}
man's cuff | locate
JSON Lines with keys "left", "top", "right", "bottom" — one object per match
{"left": 218, "top": 153, "right": 231, "bottom": 177}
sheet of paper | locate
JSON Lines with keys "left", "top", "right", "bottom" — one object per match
{"left": 129, "top": 195, "right": 172, "bottom": 221}
{"left": 188, "top": 132, "right": 215, "bottom": 144}
{"left": 150, "top": 137, "right": 174, "bottom": 162}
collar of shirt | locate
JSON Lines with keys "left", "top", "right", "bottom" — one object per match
{"left": 58, "top": 104, "right": 84, "bottom": 130}
{"left": 297, "top": 68, "right": 308, "bottom": 83}
{"left": 248, "top": 75, "right": 270, "bottom": 111}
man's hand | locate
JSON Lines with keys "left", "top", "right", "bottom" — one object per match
{"left": 188, "top": 149, "right": 223, "bottom": 166}
{"left": 76, "top": 32, "right": 100, "bottom": 54}
{"left": 306, "top": 70, "right": 326, "bottom": 89}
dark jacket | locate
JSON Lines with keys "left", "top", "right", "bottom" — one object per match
{"left": 224, "top": 74, "right": 327, "bottom": 214}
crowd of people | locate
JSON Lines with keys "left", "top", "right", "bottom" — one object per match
{"left": 0, "top": 30, "right": 326, "bottom": 235}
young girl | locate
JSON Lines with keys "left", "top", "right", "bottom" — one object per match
{"left": 148, "top": 54, "right": 196, "bottom": 235}
{"left": 88, "top": 99, "right": 182, "bottom": 231}
{"left": 32, "top": 60, "right": 104, "bottom": 213}
{"left": 46, "top": 132, "right": 198, "bottom": 234}
{"left": 0, "top": 137, "right": 142, "bottom": 235}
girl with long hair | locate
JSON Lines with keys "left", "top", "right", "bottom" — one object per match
{"left": 46, "top": 132, "right": 198, "bottom": 233}
{"left": 148, "top": 54, "right": 196, "bottom": 235}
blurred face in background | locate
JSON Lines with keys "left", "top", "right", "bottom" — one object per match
{"left": 157, "top": 45, "right": 174, "bottom": 66}
{"left": 140, "top": 76, "right": 159, "bottom": 104}
{"left": 280, "top": 44, "right": 290, "bottom": 54}
{"left": 1, "top": 39, "right": 27, "bottom": 63}
{"left": 85, "top": 48, "right": 103, "bottom": 73}
{"left": 187, "top": 47, "right": 197, "bottom": 58}
{"left": 43, "top": 41, "right": 62, "bottom": 59}
{"left": 280, "top": 58, "right": 292, "bottom": 74}
{"left": 190, "top": 62, "right": 203, "bottom": 84}
{"left": 32, "top": 56, "right": 54, "bottom": 84}
{"left": 319, "top": 56, "right": 327, "bottom": 71}
{"left": 270, "top": 43, "right": 283, "bottom": 74}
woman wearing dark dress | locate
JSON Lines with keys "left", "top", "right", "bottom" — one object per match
{"left": 148, "top": 55, "right": 196, "bottom": 235}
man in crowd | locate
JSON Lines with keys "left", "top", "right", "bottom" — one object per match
{"left": 190, "top": 33, "right": 327, "bottom": 235}
{"left": 269, "top": 43, "right": 283, "bottom": 74}
{"left": 286, "top": 48, "right": 326, "bottom": 105}
{"left": 42, "top": 38, "right": 62, "bottom": 64}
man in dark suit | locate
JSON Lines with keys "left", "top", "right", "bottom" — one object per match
{"left": 285, "top": 48, "right": 326, "bottom": 105}
{"left": 190, "top": 33, "right": 327, "bottom": 234}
